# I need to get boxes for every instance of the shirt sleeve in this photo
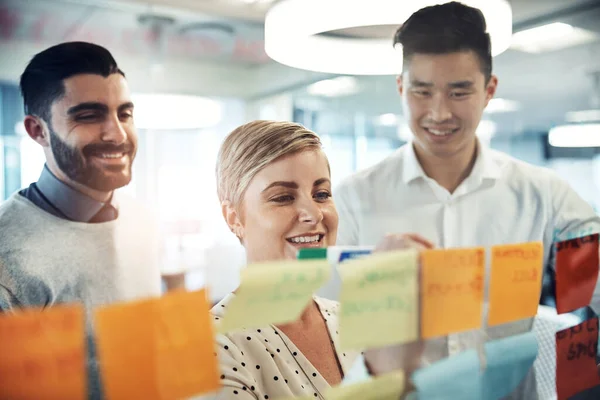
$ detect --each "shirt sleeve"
[215,334,259,400]
[335,181,360,246]
[549,174,600,312]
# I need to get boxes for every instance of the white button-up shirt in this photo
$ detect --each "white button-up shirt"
[333,142,600,399]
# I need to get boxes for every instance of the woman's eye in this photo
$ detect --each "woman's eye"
[314,191,332,201]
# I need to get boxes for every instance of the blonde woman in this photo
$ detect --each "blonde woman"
[212,120,430,399]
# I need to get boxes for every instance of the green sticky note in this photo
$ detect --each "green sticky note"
[297,248,328,260]
[217,259,330,334]
[339,249,419,350]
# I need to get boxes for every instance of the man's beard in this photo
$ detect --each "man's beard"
[49,126,135,192]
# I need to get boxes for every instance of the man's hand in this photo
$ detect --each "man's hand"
[368,233,433,396]
[363,341,425,376]
[363,342,423,398]
[374,233,435,252]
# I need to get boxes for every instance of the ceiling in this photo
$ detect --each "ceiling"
[1,0,600,137]
[90,0,599,26]
[0,0,271,65]
[289,0,600,137]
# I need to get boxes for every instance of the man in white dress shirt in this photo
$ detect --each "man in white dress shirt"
[334,2,600,398]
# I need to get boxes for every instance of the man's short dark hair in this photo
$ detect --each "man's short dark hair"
[393,2,492,83]
[19,41,125,124]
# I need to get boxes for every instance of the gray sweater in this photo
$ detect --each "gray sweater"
[0,193,163,399]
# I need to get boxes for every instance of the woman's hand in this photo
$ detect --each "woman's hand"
[374,233,434,252]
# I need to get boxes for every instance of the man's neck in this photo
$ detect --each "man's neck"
[45,162,113,203]
[413,140,478,194]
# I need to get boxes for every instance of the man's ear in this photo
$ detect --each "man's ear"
[484,75,499,107]
[396,74,404,96]
[23,115,50,147]
[222,200,244,241]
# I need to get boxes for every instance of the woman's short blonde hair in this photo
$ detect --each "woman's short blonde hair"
[216,120,326,206]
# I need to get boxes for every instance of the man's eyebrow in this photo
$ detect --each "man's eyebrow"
[118,102,134,112]
[67,102,108,115]
[410,79,434,88]
[448,80,474,89]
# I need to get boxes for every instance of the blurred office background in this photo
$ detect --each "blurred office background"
[1,0,600,300]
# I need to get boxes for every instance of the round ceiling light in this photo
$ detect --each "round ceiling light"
[264,0,512,75]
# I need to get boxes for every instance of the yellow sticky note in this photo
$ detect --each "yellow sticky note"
[326,371,405,400]
[0,304,86,400]
[488,242,543,326]
[218,259,330,333]
[95,289,220,400]
[339,249,419,351]
[421,247,485,339]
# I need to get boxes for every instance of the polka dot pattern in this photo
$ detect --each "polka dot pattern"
[211,294,359,400]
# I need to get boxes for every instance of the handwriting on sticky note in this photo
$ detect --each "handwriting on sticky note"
[0,304,86,400]
[326,371,405,400]
[421,247,484,338]
[95,289,220,400]
[556,234,600,314]
[556,318,600,400]
[482,332,538,399]
[217,260,330,333]
[488,242,543,326]
[339,249,418,351]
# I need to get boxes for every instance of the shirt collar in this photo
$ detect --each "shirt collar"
[401,140,502,185]
[401,142,428,184]
[36,165,112,222]
[469,140,503,181]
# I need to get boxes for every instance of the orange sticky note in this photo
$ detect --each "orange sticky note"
[421,247,485,338]
[95,289,220,400]
[556,317,600,400]
[0,304,86,400]
[488,242,543,326]
[556,234,600,314]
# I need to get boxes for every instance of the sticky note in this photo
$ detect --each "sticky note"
[556,317,600,400]
[94,289,220,400]
[482,331,538,399]
[297,248,327,259]
[0,304,86,400]
[338,249,419,351]
[556,234,600,314]
[488,242,543,326]
[421,247,485,338]
[325,371,405,400]
[412,349,482,400]
[339,249,372,262]
[217,259,330,333]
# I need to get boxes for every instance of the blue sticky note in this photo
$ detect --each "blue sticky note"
[412,349,482,400]
[482,331,538,400]
[339,250,372,262]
